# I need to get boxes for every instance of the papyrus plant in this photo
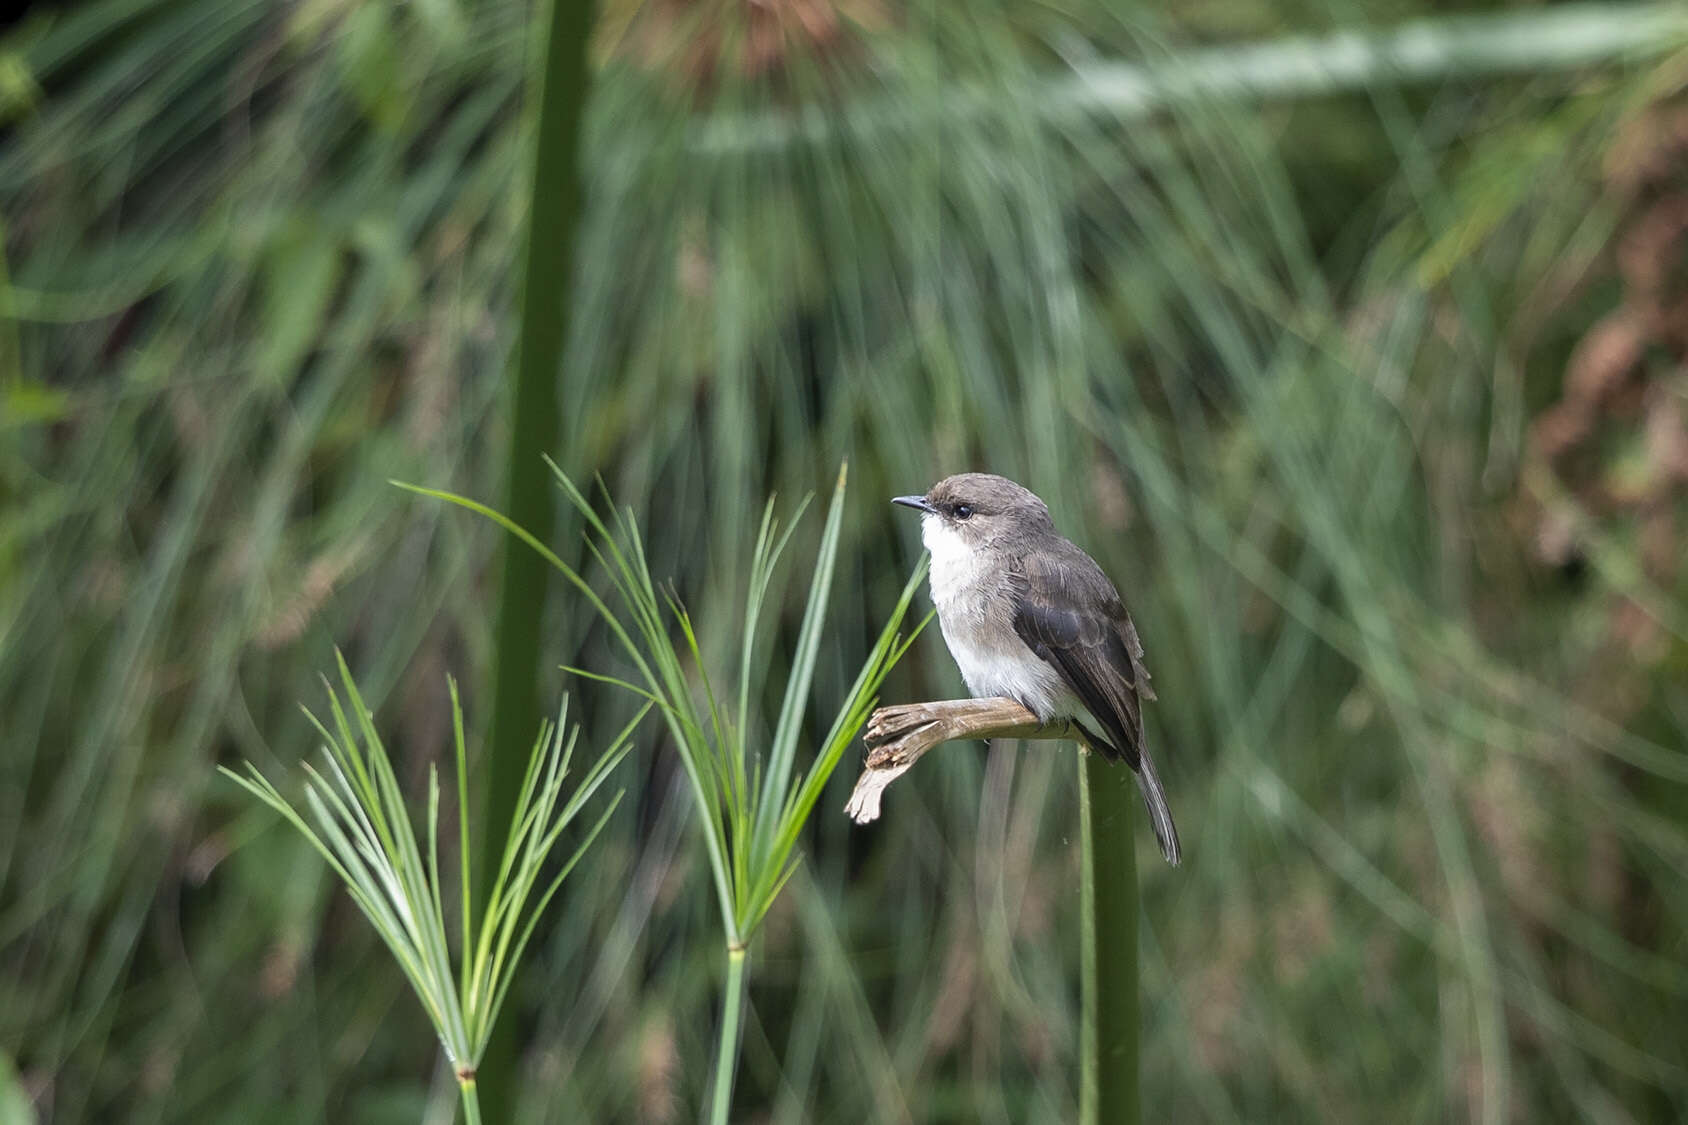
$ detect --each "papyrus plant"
[221,654,642,1124]
[406,460,927,1123]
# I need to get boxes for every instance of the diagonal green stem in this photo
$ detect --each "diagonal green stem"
[1079,751,1139,1125]
[681,4,1688,157]
[709,946,750,1125]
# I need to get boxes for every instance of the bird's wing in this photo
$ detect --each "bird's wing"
[1010,542,1183,865]
[1008,545,1147,769]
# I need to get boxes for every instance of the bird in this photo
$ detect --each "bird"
[893,472,1181,864]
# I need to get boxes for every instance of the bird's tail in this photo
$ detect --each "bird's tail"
[1134,751,1182,866]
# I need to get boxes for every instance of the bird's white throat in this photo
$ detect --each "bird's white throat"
[920,513,989,606]
[919,511,1072,718]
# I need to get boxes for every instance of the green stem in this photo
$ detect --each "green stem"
[0,216,20,382]
[709,946,749,1125]
[683,4,1688,157]
[458,1077,483,1125]
[476,0,597,1114]
[1079,752,1139,1125]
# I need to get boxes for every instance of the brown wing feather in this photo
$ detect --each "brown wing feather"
[1009,540,1182,865]
[1009,545,1147,766]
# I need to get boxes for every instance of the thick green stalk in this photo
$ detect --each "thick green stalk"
[479,0,597,1114]
[1079,752,1139,1125]
[458,1077,483,1125]
[709,946,749,1125]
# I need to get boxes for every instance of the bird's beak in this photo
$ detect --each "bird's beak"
[892,495,936,514]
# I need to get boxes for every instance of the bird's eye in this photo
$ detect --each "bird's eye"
[953,504,974,521]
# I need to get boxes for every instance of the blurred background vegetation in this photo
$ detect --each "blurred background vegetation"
[5,0,1688,1120]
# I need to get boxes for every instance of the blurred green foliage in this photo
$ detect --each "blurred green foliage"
[3,0,1688,1121]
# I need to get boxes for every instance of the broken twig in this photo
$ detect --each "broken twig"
[844,697,1089,824]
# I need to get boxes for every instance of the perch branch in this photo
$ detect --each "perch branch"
[844,698,1091,824]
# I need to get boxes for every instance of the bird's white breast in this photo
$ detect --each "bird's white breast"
[920,514,1071,718]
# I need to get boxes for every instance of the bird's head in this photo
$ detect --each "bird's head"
[892,473,1054,556]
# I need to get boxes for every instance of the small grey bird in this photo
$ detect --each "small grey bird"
[894,472,1181,865]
